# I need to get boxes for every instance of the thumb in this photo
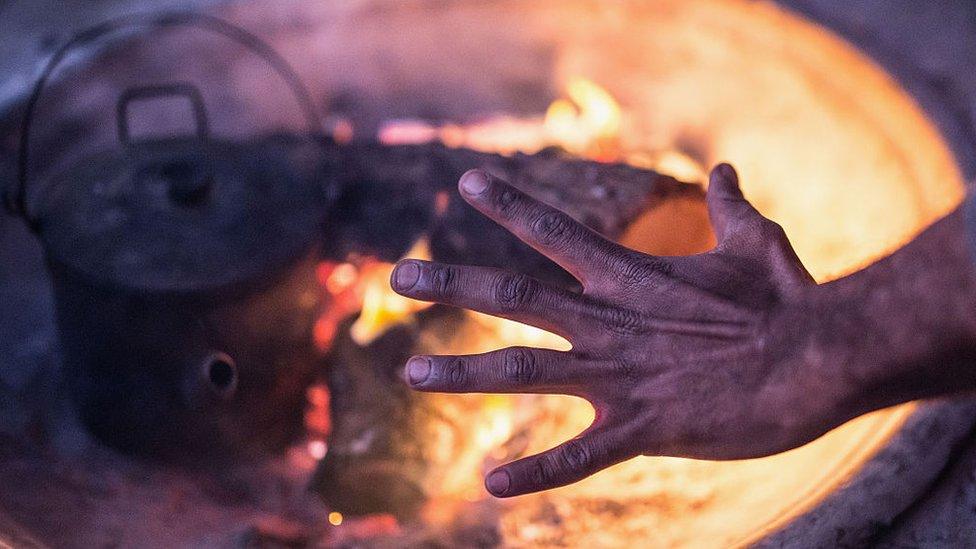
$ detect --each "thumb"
[706,163,761,244]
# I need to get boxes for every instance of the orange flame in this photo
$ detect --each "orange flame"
[543,77,622,160]
[379,77,625,162]
[349,238,433,345]
[314,238,434,351]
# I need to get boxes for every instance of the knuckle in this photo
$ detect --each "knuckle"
[613,255,670,286]
[532,454,561,486]
[426,264,457,297]
[611,254,674,286]
[559,439,593,473]
[533,440,594,486]
[503,348,539,385]
[492,185,521,217]
[445,357,467,386]
[532,212,576,247]
[600,307,644,335]
[494,274,537,310]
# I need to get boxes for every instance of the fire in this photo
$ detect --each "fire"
[543,77,622,160]
[432,394,516,502]
[468,312,572,352]
[421,313,573,503]
[378,76,708,182]
[314,238,434,351]
[350,238,434,345]
[318,77,676,516]
[312,0,965,538]
[310,228,576,505]
[380,77,627,162]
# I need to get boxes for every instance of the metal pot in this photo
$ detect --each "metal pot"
[10,14,334,461]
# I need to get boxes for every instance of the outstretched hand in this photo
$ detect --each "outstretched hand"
[391,165,838,498]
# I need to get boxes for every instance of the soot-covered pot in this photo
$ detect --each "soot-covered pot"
[9,14,335,461]
[40,99,328,459]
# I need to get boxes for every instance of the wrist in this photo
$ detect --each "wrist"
[759,288,864,441]
[794,278,900,423]
[797,206,976,420]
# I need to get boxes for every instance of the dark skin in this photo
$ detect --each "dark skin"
[390,165,976,498]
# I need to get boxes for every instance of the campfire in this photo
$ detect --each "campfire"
[0,0,969,547]
[302,48,959,546]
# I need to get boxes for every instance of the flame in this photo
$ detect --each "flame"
[543,77,622,160]
[350,238,433,345]
[313,236,576,503]
[313,238,434,350]
[323,80,613,508]
[467,312,572,352]
[434,394,516,501]
[379,77,626,162]
[415,312,574,504]
[377,76,705,178]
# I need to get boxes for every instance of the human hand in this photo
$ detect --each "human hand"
[391,165,842,498]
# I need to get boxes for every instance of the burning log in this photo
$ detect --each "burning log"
[320,139,703,286]
[313,140,707,520]
[313,317,428,521]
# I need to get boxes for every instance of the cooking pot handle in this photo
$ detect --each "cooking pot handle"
[9,11,323,231]
[116,83,210,146]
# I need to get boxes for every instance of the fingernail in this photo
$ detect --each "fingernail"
[716,163,737,184]
[406,356,431,385]
[392,262,420,291]
[459,169,490,196]
[486,470,511,496]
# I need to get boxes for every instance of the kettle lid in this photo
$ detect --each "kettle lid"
[38,134,330,293]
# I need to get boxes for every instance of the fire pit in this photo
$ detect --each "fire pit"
[1,0,975,547]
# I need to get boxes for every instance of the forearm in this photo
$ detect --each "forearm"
[806,205,976,419]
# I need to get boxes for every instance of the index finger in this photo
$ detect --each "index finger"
[458,169,627,286]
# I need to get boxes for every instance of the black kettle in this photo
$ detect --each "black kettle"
[8,13,335,461]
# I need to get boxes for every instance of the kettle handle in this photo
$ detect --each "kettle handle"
[9,11,323,232]
[116,83,210,146]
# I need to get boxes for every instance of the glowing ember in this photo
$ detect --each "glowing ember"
[304,383,330,439]
[324,115,355,144]
[308,440,327,460]
[328,512,343,526]
[324,263,357,294]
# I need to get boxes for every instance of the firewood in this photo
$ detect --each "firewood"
[320,140,703,287]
